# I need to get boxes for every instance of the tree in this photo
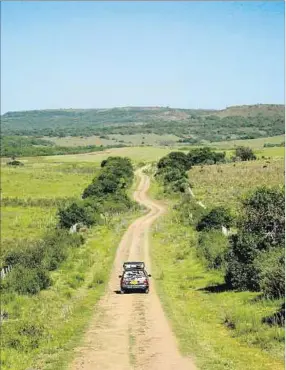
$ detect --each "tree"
[225,186,285,292]
[235,146,256,161]
[157,152,190,171]
[58,201,99,228]
[196,207,233,231]
[187,148,225,166]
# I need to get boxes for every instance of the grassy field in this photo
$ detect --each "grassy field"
[208,135,284,149]
[1,163,96,199]
[1,161,98,255]
[40,146,175,164]
[189,158,284,210]
[151,215,284,370]
[45,133,181,147]
[2,206,57,245]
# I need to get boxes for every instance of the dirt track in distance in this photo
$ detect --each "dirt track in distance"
[70,169,196,370]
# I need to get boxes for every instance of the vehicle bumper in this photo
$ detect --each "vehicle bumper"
[121,285,148,291]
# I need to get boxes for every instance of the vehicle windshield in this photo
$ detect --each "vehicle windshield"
[124,270,145,278]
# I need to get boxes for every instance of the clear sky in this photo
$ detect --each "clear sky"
[1,1,284,113]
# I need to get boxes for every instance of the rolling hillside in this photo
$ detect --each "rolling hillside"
[1,104,284,144]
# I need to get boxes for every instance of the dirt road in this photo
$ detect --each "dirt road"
[70,169,196,370]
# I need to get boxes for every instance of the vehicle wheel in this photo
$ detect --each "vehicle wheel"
[145,288,149,294]
[120,289,125,294]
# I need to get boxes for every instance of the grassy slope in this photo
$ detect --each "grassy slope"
[149,159,284,370]
[208,135,284,149]
[2,105,284,143]
[188,158,284,210]
[40,146,175,164]
[45,133,181,147]
[1,162,96,198]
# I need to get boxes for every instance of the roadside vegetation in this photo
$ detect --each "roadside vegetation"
[150,150,285,369]
[0,156,142,370]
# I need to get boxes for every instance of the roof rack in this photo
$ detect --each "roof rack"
[123,262,145,270]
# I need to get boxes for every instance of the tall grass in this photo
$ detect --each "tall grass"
[188,158,284,210]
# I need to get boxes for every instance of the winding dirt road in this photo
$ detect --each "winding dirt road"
[70,169,196,370]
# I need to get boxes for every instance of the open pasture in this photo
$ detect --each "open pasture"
[1,162,96,199]
[189,158,284,209]
[41,146,175,164]
[207,135,285,149]
[1,160,98,256]
[45,133,181,147]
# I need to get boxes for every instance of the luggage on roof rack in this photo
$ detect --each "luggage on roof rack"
[123,262,145,270]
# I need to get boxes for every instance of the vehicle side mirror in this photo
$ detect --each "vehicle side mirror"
[118,275,122,278]
[148,274,152,277]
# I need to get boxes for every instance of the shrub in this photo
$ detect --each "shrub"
[170,178,189,193]
[82,156,134,198]
[197,230,229,269]
[235,146,256,161]
[163,168,187,184]
[157,151,191,171]
[225,186,285,293]
[196,207,233,231]
[4,241,46,269]
[187,147,225,166]
[225,232,261,290]
[7,160,24,166]
[58,200,99,228]
[240,186,285,248]
[5,266,51,295]
[255,248,285,299]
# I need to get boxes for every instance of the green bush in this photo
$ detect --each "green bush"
[187,147,226,166]
[5,266,51,295]
[58,200,99,228]
[235,146,256,161]
[255,248,285,299]
[196,206,233,231]
[197,230,229,269]
[157,151,191,172]
[225,186,285,293]
[82,156,134,199]
[163,168,187,184]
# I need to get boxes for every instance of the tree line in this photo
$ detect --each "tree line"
[1,136,125,157]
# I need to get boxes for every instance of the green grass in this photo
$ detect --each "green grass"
[151,213,284,370]
[1,211,141,370]
[208,135,285,150]
[189,158,284,209]
[1,162,96,199]
[1,206,57,247]
[45,133,181,147]
[41,146,175,164]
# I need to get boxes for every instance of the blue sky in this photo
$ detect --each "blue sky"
[1,1,284,113]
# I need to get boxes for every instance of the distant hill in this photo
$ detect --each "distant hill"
[1,104,284,143]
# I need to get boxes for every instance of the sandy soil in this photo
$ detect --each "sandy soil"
[70,169,196,370]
